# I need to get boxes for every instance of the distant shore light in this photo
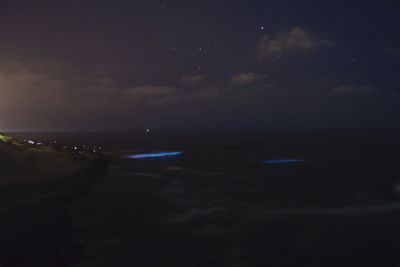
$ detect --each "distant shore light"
[127,151,183,159]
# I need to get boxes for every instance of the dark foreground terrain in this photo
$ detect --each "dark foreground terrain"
[0,135,106,266]
[3,131,400,266]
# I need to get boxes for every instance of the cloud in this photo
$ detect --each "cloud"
[332,86,379,96]
[124,85,177,98]
[256,26,332,60]
[231,73,267,85]
[180,74,206,86]
[383,47,400,61]
[0,59,124,129]
[0,58,278,130]
[124,74,274,104]
[0,63,70,110]
[126,86,223,104]
[384,47,400,55]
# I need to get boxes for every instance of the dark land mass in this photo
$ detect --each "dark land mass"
[0,134,107,267]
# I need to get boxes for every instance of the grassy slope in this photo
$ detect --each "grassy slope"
[0,136,102,266]
[0,139,90,190]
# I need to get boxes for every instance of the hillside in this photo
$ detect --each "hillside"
[0,134,106,266]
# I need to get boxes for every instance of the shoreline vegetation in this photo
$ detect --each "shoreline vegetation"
[0,133,107,266]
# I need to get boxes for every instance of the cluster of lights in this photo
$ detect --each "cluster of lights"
[24,139,44,146]
[23,138,103,156]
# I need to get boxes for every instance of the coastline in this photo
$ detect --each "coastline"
[0,136,108,266]
[3,131,400,266]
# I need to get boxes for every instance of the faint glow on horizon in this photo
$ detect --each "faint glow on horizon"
[261,159,306,165]
[127,151,183,159]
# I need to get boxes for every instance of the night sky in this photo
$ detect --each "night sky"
[1,0,399,131]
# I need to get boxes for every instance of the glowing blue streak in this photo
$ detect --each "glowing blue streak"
[261,159,305,165]
[128,151,183,159]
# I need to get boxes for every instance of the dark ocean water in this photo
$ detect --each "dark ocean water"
[7,131,400,266]
[9,130,400,205]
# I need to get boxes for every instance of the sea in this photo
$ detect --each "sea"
[7,130,400,266]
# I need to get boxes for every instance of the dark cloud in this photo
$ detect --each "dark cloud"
[231,73,267,86]
[332,86,379,97]
[384,47,400,55]
[124,86,177,98]
[256,26,332,60]
[0,58,279,129]
[0,55,392,130]
[180,75,207,86]
[0,59,123,129]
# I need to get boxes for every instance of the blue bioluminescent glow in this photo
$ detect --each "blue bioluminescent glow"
[261,159,306,165]
[127,151,183,159]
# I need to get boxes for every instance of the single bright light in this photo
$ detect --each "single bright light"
[127,151,183,159]
[0,134,11,142]
[261,159,305,165]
